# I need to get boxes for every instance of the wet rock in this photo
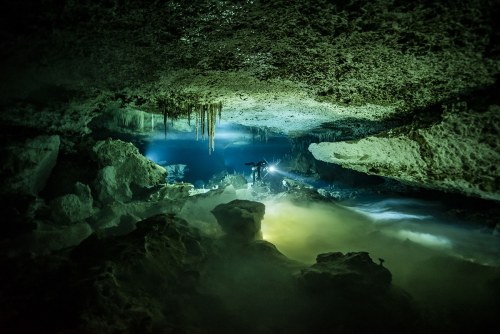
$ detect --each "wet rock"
[298,251,392,294]
[309,105,500,200]
[67,214,206,333]
[0,135,60,196]
[149,183,194,201]
[49,182,94,224]
[32,221,93,254]
[92,139,167,203]
[207,171,248,190]
[297,251,418,333]
[224,173,248,190]
[0,214,207,333]
[211,199,265,241]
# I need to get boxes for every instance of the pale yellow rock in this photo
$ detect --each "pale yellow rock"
[309,105,500,200]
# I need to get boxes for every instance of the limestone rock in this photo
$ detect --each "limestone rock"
[207,171,248,190]
[224,173,248,190]
[149,183,194,201]
[309,106,500,200]
[92,139,167,203]
[211,200,265,241]
[298,251,392,293]
[296,252,416,333]
[0,135,60,196]
[32,221,93,254]
[68,214,205,333]
[49,182,94,224]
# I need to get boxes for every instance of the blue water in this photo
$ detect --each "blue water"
[140,118,500,316]
[144,121,291,184]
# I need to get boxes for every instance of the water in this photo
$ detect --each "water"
[143,121,290,184]
[139,118,499,323]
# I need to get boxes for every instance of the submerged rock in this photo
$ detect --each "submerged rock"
[298,251,392,293]
[149,183,194,201]
[92,139,167,203]
[0,135,60,196]
[49,182,94,224]
[27,214,205,333]
[211,199,265,241]
[297,251,417,333]
[32,222,93,254]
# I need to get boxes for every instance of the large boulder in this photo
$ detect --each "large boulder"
[296,252,416,333]
[49,182,94,224]
[92,139,167,203]
[211,200,265,241]
[1,214,207,333]
[0,135,60,196]
[67,214,206,333]
[298,251,392,294]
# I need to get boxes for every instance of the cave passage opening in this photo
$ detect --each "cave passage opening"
[99,113,500,323]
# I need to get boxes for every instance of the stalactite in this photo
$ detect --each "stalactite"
[155,93,222,151]
[139,112,144,131]
[163,107,167,139]
[201,105,206,140]
[207,104,212,154]
[218,102,222,123]
[211,104,216,153]
[195,107,199,141]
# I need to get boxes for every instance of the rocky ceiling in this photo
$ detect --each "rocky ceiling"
[1,0,499,199]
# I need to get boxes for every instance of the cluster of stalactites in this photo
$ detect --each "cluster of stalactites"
[194,102,222,153]
[156,94,222,154]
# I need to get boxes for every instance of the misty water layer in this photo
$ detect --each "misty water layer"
[142,118,500,319]
[260,198,500,309]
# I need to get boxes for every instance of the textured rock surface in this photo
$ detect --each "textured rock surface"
[0,1,498,199]
[298,252,392,293]
[296,251,415,333]
[310,105,500,200]
[0,214,206,333]
[0,135,60,196]
[92,139,167,203]
[49,182,94,224]
[32,222,93,253]
[69,214,206,333]
[211,199,265,241]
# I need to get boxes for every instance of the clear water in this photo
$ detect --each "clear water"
[143,121,292,186]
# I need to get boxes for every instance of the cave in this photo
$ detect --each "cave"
[1,1,499,333]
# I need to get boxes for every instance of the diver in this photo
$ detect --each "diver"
[245,160,267,185]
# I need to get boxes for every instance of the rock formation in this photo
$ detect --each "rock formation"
[1,135,60,196]
[310,104,500,200]
[0,1,498,333]
[211,199,265,241]
[92,139,167,203]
